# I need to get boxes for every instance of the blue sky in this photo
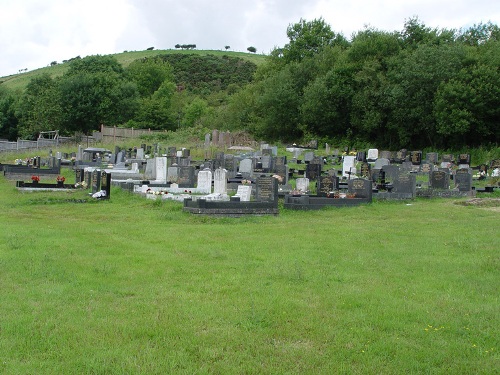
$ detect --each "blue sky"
[1,0,499,77]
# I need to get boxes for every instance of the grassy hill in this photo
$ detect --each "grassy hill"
[0,49,267,92]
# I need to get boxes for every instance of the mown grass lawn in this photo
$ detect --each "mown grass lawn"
[0,178,498,374]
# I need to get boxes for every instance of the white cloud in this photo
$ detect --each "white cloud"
[1,0,499,77]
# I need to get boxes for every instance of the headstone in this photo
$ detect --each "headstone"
[213,168,227,194]
[367,149,379,162]
[382,164,400,181]
[204,133,211,148]
[75,168,84,183]
[342,156,356,178]
[235,184,252,202]
[304,152,315,163]
[356,151,366,162]
[426,152,439,164]
[91,169,101,194]
[394,149,407,164]
[430,170,449,189]
[457,154,470,165]
[239,159,253,177]
[410,151,422,165]
[177,166,195,187]
[360,162,371,179]
[325,143,330,155]
[155,157,167,182]
[99,170,111,198]
[295,177,310,193]
[374,158,390,170]
[136,148,144,160]
[348,178,372,200]
[317,175,338,197]
[379,150,392,160]
[261,155,272,170]
[392,173,416,196]
[167,165,179,183]
[197,168,212,194]
[420,162,433,174]
[454,168,472,192]
[256,175,278,203]
[145,159,156,180]
[167,147,177,157]
[306,163,321,180]
[442,154,454,163]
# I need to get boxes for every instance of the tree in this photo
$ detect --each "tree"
[16,73,62,138]
[247,46,257,53]
[281,18,348,63]
[125,57,174,97]
[0,87,19,140]
[225,46,230,51]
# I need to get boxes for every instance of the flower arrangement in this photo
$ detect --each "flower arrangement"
[56,175,66,182]
[74,181,88,188]
[31,175,40,182]
[241,179,252,185]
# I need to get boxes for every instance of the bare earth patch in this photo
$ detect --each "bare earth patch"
[456,198,500,212]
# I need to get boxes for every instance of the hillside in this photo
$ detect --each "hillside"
[0,49,267,92]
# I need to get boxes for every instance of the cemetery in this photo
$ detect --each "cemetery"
[4,137,499,212]
[0,138,498,375]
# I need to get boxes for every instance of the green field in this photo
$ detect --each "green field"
[0,171,498,374]
[0,49,267,92]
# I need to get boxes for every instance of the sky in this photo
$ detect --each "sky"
[1,0,499,77]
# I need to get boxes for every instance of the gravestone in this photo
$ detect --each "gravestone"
[392,173,416,196]
[167,147,177,157]
[295,177,310,193]
[410,151,422,165]
[458,154,470,165]
[136,148,144,160]
[317,175,338,197]
[145,158,156,180]
[261,155,272,170]
[304,152,315,163]
[239,159,253,177]
[177,166,195,187]
[224,154,236,172]
[256,176,278,203]
[99,170,111,198]
[91,169,101,194]
[382,164,400,181]
[306,163,321,180]
[75,168,84,183]
[356,151,366,162]
[420,162,433,174]
[197,168,212,194]
[374,158,390,170]
[367,149,378,162]
[348,178,372,200]
[274,164,288,184]
[360,162,371,179]
[379,150,392,160]
[454,168,472,192]
[394,149,407,164]
[426,152,439,164]
[342,156,356,178]
[213,168,227,195]
[155,157,167,182]
[430,170,449,189]
[235,185,252,202]
[442,154,454,163]
[167,165,179,183]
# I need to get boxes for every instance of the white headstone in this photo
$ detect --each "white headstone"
[213,168,227,194]
[342,156,356,177]
[176,150,183,157]
[235,185,252,201]
[367,149,379,161]
[155,157,167,182]
[136,148,144,159]
[296,177,310,193]
[197,168,212,194]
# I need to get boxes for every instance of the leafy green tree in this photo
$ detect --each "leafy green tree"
[133,80,176,130]
[434,63,500,146]
[0,87,19,140]
[59,55,138,134]
[281,18,348,63]
[16,73,62,138]
[247,46,257,53]
[125,57,174,97]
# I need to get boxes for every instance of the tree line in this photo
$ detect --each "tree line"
[0,17,499,150]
